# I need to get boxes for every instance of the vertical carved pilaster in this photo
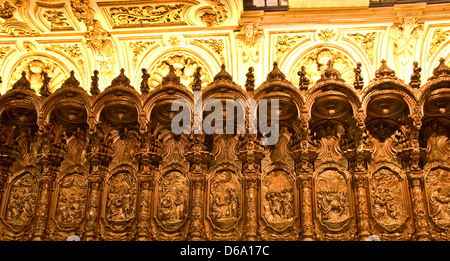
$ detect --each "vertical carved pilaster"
[185,134,212,241]
[135,125,162,241]
[84,122,112,241]
[403,109,430,241]
[237,134,264,241]
[298,174,314,240]
[290,117,317,241]
[344,111,372,240]
[408,172,430,240]
[32,123,65,241]
[353,173,371,240]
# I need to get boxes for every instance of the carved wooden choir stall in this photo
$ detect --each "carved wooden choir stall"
[0,57,448,241]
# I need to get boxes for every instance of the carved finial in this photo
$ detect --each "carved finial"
[266,61,286,82]
[409,61,421,88]
[213,63,233,82]
[374,59,397,80]
[245,67,255,92]
[90,70,100,95]
[140,68,150,94]
[161,63,181,85]
[297,66,310,91]
[39,71,51,97]
[110,68,131,88]
[12,71,32,91]
[353,62,364,90]
[61,70,81,88]
[191,67,202,91]
[428,57,450,80]
[317,60,344,83]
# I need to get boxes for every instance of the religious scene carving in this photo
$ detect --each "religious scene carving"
[0,0,448,242]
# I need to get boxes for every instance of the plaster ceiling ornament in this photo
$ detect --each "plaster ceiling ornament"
[390,17,424,81]
[346,32,377,64]
[191,38,225,64]
[109,4,188,27]
[8,57,67,93]
[274,34,306,63]
[199,0,229,27]
[290,48,355,86]
[42,10,72,30]
[128,41,156,69]
[70,0,116,87]
[427,28,450,62]
[235,23,263,64]
[46,44,85,71]
[317,28,338,42]
[0,46,12,62]
[148,54,210,90]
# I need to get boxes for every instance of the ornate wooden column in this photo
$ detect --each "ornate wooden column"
[32,123,65,241]
[185,134,212,241]
[135,124,162,241]
[237,134,264,241]
[401,110,430,241]
[290,116,317,241]
[84,122,112,241]
[344,110,371,241]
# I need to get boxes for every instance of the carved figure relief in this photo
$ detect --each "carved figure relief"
[209,170,240,229]
[369,168,407,231]
[55,174,87,228]
[315,170,350,231]
[262,170,295,231]
[4,173,38,231]
[426,168,450,230]
[105,172,138,225]
[235,23,263,64]
[156,171,189,231]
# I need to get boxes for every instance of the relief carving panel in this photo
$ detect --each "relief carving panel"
[426,167,450,231]
[314,170,351,232]
[208,170,241,230]
[105,172,137,225]
[3,173,38,232]
[261,170,295,232]
[54,173,87,229]
[369,168,408,232]
[156,171,189,232]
